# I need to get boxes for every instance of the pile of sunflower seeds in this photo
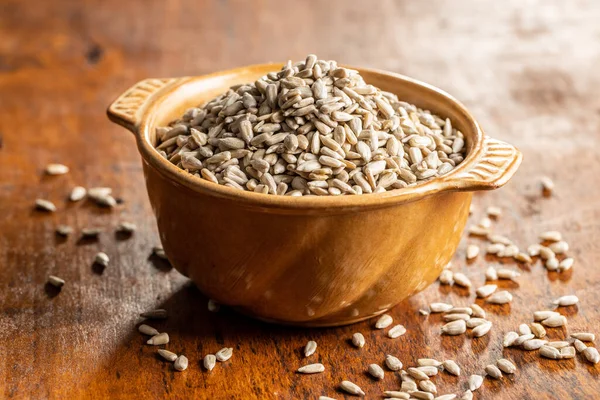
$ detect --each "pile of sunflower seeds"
[155,55,467,196]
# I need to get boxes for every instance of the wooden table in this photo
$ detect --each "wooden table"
[1,0,599,398]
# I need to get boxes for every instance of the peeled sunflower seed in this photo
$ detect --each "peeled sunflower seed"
[486,206,502,217]
[468,374,484,391]
[522,339,548,350]
[81,228,102,238]
[583,347,600,364]
[384,391,410,399]
[443,313,470,322]
[470,304,486,319]
[503,331,519,347]
[546,341,570,349]
[540,176,555,193]
[436,395,457,400]
[146,332,169,345]
[486,290,513,304]
[541,315,567,327]
[560,346,576,359]
[48,275,65,288]
[472,322,493,337]
[442,360,460,376]
[540,345,561,359]
[304,340,317,357]
[553,295,579,306]
[430,303,453,313]
[385,355,403,371]
[530,323,547,338]
[388,324,406,338]
[203,354,217,371]
[407,367,430,380]
[549,241,569,254]
[401,380,418,392]
[152,246,168,260]
[518,324,532,335]
[417,366,439,377]
[69,186,87,201]
[138,324,159,336]
[497,268,520,280]
[476,284,497,298]
[527,244,542,257]
[539,230,562,242]
[533,310,560,321]
[158,349,178,362]
[35,199,56,212]
[558,257,574,271]
[297,363,325,374]
[418,379,437,394]
[461,391,473,400]
[375,314,393,329]
[496,358,516,374]
[485,266,498,281]
[485,364,502,379]
[174,355,188,371]
[441,320,466,336]
[446,307,472,315]
[466,245,479,260]
[411,391,434,400]
[140,309,168,319]
[418,358,442,367]
[513,334,535,347]
[55,225,73,236]
[452,273,471,288]
[351,332,365,348]
[439,270,454,285]
[116,221,137,233]
[216,347,233,361]
[368,363,385,380]
[45,163,69,175]
[574,339,587,352]
[339,380,365,396]
[466,318,488,328]
[94,252,109,267]
[571,332,595,342]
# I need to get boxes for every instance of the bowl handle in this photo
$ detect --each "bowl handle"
[107,78,181,132]
[450,136,522,191]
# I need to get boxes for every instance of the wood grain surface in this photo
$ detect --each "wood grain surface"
[1,0,599,399]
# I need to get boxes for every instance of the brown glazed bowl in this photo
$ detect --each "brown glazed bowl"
[107,64,521,327]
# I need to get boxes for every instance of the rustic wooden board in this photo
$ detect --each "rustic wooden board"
[1,0,599,398]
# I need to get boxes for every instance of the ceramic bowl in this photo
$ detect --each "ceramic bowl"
[107,64,521,327]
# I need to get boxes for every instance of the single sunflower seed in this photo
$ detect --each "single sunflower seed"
[55,225,73,236]
[470,304,486,319]
[444,313,471,322]
[549,241,569,254]
[375,314,393,329]
[518,324,532,335]
[430,303,453,313]
[339,380,365,396]
[513,334,536,347]
[383,391,410,399]
[146,332,169,345]
[496,358,516,374]
[485,266,498,281]
[388,324,406,338]
[468,374,483,391]
[541,315,567,327]
[304,340,317,357]
[533,310,560,321]
[152,246,168,260]
[408,367,430,380]
[485,364,502,379]
[553,295,579,306]
[497,268,520,280]
[539,230,562,242]
[140,309,168,319]
[574,339,587,353]
[522,339,548,350]
[401,380,418,392]
[466,245,479,260]
[116,221,136,233]
[540,345,561,359]
[466,318,488,328]
[94,252,109,267]
[560,346,576,359]
[174,355,188,371]
[453,273,471,288]
[460,391,473,400]
[476,284,497,298]
[441,320,467,335]
[138,324,159,336]
[368,363,385,380]
[439,270,454,285]
[297,363,325,374]
[503,331,519,347]
[48,275,65,288]
[81,228,102,238]
[540,176,554,193]
[571,332,595,342]
[472,322,493,337]
[417,366,439,377]
[69,186,87,201]
[486,290,513,304]
[435,395,457,400]
[418,358,442,367]
[546,341,570,349]
[418,379,437,394]
[203,354,216,370]
[530,323,547,338]
[158,349,178,362]
[352,332,365,348]
[216,347,233,361]
[583,347,600,364]
[45,163,69,175]
[442,360,460,376]
[412,391,434,400]
[385,354,403,371]
[35,199,56,212]
[558,257,574,271]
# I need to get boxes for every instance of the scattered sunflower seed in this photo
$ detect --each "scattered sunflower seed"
[442,360,460,376]
[417,366,439,377]
[319,397,337,400]
[419,309,430,316]
[485,266,498,281]
[466,245,479,260]
[560,346,576,359]
[514,334,536,347]
[466,318,488,328]
[441,319,467,335]
[411,391,434,400]
[574,339,587,353]
[94,252,109,267]
[540,176,554,193]
[385,355,403,371]
[418,379,437,394]
[476,284,497,298]
[216,347,233,361]
[388,324,406,338]
[375,314,393,329]
[146,332,169,345]
[553,295,579,306]
[408,367,430,380]
[94,194,117,207]
[472,322,493,337]
[496,358,516,374]
[539,246,555,260]
[116,221,137,233]
[444,313,471,322]
[527,244,542,257]
[470,304,486,319]
[549,241,569,254]
[174,355,188,371]
[439,270,454,285]
[418,358,442,367]
[486,206,502,217]
[304,340,317,357]
[497,268,520,280]
[546,341,570,349]
[69,186,87,201]
[518,324,532,335]
[48,275,65,288]
[541,315,567,327]
[486,290,513,304]
[503,331,519,347]
[435,395,457,400]
[530,323,546,338]
[446,307,473,316]
[55,225,73,236]
[539,231,562,242]
[384,391,410,399]
[203,354,217,371]
[468,374,484,391]
[558,257,574,272]
[514,252,533,263]
[352,332,365,348]
[468,225,490,236]
[460,391,473,400]
[540,345,561,359]
[452,273,471,288]
[152,246,168,260]
[571,332,595,342]
[485,364,502,379]
[81,228,102,238]
[533,310,560,321]
[478,217,492,229]
[45,163,69,175]
[297,363,325,374]
[140,309,168,319]
[368,363,385,380]
[486,243,505,255]
[401,380,418,392]
[430,303,454,313]
[35,199,56,212]
[583,347,600,364]
[340,380,365,396]
[138,324,159,336]
[158,349,178,362]
[522,339,548,350]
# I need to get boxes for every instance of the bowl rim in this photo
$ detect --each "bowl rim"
[136,63,485,210]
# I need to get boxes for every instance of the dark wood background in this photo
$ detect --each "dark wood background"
[1,0,599,398]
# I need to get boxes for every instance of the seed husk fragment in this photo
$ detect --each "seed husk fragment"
[339,380,365,396]
[158,349,178,362]
[146,332,169,345]
[442,360,460,376]
[496,358,516,374]
[368,363,385,380]
[468,375,483,391]
[583,347,600,364]
[441,320,466,336]
[48,275,65,288]
[385,354,403,371]
[541,315,567,327]
[216,347,233,361]
[138,324,159,336]
[56,225,73,236]
[503,331,519,347]
[352,332,365,348]
[203,354,216,370]
[94,252,110,267]
[375,314,393,329]
[553,295,579,306]
[304,340,317,357]
[571,332,595,342]
[140,309,168,319]
[540,345,561,359]
[472,322,492,337]
[298,363,325,374]
[430,303,453,313]
[485,364,502,379]
[486,290,513,304]
[476,284,497,298]
[69,186,87,201]
[388,324,406,338]
[174,355,188,371]
[35,199,56,212]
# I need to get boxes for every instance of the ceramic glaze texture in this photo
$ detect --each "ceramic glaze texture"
[108,64,522,326]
